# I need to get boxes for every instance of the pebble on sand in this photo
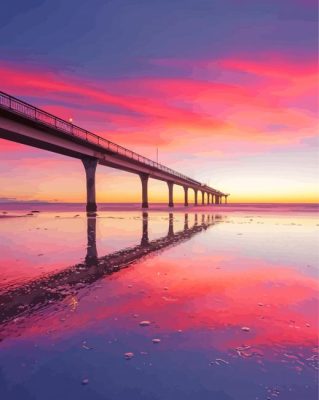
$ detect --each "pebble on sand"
[152,338,161,344]
[215,358,229,365]
[124,352,134,360]
[139,320,151,327]
[241,327,250,332]
[82,378,89,385]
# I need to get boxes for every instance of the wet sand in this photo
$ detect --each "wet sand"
[1,201,318,215]
[0,204,318,400]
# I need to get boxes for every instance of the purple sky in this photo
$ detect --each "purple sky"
[0,0,318,203]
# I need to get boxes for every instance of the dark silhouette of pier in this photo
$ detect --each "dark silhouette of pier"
[0,91,229,211]
[0,213,223,333]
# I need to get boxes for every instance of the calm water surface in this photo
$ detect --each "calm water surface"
[0,206,318,400]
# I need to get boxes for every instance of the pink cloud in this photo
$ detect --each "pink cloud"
[0,54,317,159]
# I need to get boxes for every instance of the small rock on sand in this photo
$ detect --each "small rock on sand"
[124,352,134,360]
[241,327,250,332]
[139,320,151,327]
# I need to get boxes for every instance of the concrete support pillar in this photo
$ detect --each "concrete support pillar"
[167,182,174,207]
[194,213,198,226]
[225,195,228,204]
[194,189,198,206]
[139,173,149,209]
[82,158,98,212]
[168,213,174,236]
[211,194,215,205]
[201,191,205,205]
[184,186,189,207]
[208,193,211,204]
[141,212,149,246]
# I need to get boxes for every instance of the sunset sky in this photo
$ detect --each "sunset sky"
[0,0,318,203]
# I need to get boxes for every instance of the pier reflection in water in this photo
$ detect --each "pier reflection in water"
[0,212,220,331]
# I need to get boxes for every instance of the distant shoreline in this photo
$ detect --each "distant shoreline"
[0,202,318,216]
[0,202,318,206]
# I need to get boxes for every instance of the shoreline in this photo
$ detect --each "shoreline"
[0,202,318,218]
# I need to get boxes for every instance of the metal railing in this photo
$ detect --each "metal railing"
[0,90,222,192]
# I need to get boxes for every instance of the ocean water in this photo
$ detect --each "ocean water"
[0,204,318,400]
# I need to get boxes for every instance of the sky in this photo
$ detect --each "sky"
[0,0,318,203]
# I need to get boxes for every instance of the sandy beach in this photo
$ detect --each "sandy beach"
[0,204,318,399]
